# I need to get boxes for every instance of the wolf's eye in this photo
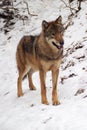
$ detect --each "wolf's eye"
[58,26,64,33]
[51,33,55,38]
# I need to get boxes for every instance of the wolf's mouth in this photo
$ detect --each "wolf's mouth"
[52,42,63,49]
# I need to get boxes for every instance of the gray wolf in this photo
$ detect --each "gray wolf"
[16,16,64,105]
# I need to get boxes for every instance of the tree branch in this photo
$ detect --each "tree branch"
[61,0,78,14]
[23,1,38,16]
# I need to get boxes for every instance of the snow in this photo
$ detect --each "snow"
[0,0,87,130]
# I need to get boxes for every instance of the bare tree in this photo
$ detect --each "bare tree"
[61,0,83,15]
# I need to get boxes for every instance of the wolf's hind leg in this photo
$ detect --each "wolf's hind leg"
[17,67,29,97]
[28,69,36,90]
[17,72,24,97]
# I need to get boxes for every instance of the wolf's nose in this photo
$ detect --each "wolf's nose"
[60,41,64,46]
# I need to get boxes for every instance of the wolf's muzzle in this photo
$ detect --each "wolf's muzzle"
[52,41,63,49]
[52,40,64,49]
[60,41,64,46]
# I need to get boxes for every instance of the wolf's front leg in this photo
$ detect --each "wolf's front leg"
[39,69,49,105]
[52,68,60,105]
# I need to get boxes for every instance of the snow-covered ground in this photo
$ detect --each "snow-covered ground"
[0,0,87,130]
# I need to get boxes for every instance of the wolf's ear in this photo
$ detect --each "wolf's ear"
[55,15,62,24]
[42,20,49,30]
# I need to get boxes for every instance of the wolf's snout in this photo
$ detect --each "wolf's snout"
[60,41,64,46]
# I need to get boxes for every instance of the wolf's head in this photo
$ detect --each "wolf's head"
[42,16,64,51]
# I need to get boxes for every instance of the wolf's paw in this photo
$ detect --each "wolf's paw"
[42,100,49,105]
[18,92,24,97]
[52,100,61,106]
[29,85,36,90]
[30,87,36,90]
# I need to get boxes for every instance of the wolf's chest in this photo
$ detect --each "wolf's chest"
[39,58,62,71]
